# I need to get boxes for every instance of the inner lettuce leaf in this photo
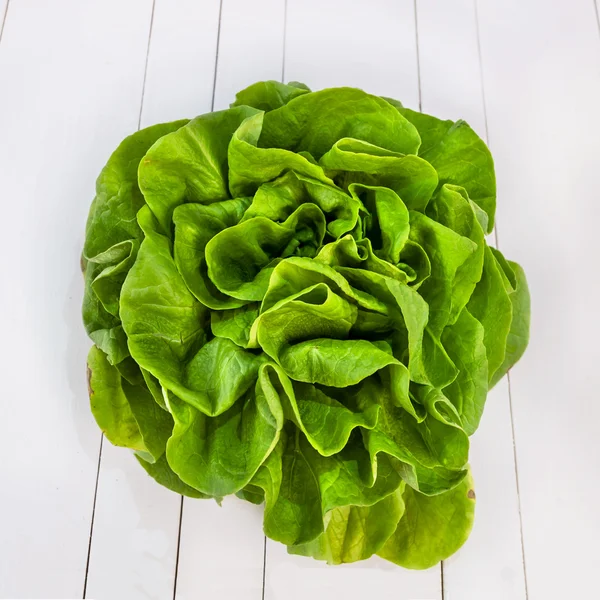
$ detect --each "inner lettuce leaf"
[82,80,530,569]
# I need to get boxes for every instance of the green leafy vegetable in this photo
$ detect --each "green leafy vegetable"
[82,81,530,569]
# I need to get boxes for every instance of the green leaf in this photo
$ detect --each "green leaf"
[205,205,326,301]
[232,80,310,111]
[84,120,188,259]
[409,210,477,336]
[261,430,324,545]
[82,260,129,365]
[441,309,488,435]
[139,106,260,234]
[348,184,410,263]
[378,470,476,569]
[261,255,388,315]
[256,430,403,547]
[173,198,251,310]
[320,138,438,211]
[289,491,405,564]
[359,375,469,495]
[210,304,260,348]
[136,453,211,499]
[395,106,496,232]
[87,345,144,450]
[284,379,381,456]
[490,257,530,387]
[228,112,335,197]
[468,245,513,384]
[242,171,360,238]
[164,363,284,497]
[124,376,173,462]
[87,346,174,461]
[120,206,211,407]
[427,184,485,324]
[260,88,421,158]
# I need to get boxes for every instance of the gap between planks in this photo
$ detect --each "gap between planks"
[82,1,160,597]
[0,0,11,47]
[170,0,225,598]
[471,0,529,596]
[82,434,104,598]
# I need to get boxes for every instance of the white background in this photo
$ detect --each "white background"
[0,0,598,598]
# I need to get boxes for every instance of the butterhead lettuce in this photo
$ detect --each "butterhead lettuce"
[82,81,530,569]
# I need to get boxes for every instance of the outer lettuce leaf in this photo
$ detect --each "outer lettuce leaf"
[83,120,188,259]
[388,103,496,232]
[138,106,260,234]
[289,490,405,564]
[489,255,531,387]
[378,470,476,569]
[87,345,144,451]
[136,454,211,499]
[253,430,403,546]
[468,245,513,383]
[82,121,188,362]
[87,346,173,461]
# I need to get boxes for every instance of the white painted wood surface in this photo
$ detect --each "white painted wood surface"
[0,0,153,597]
[0,1,598,598]
[477,0,600,598]
[415,2,527,599]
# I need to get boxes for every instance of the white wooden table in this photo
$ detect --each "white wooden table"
[1,1,599,598]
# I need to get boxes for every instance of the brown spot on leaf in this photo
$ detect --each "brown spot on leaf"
[80,254,86,274]
[87,365,93,396]
[467,489,476,500]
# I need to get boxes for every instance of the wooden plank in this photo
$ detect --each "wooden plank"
[266,541,441,600]
[175,497,266,600]
[415,0,486,135]
[141,0,222,125]
[85,1,222,598]
[415,1,527,598]
[284,0,420,108]
[477,0,600,597]
[0,0,153,597]
[172,2,286,596]
[264,1,440,596]
[212,0,286,110]
[444,380,527,599]
[85,443,182,600]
